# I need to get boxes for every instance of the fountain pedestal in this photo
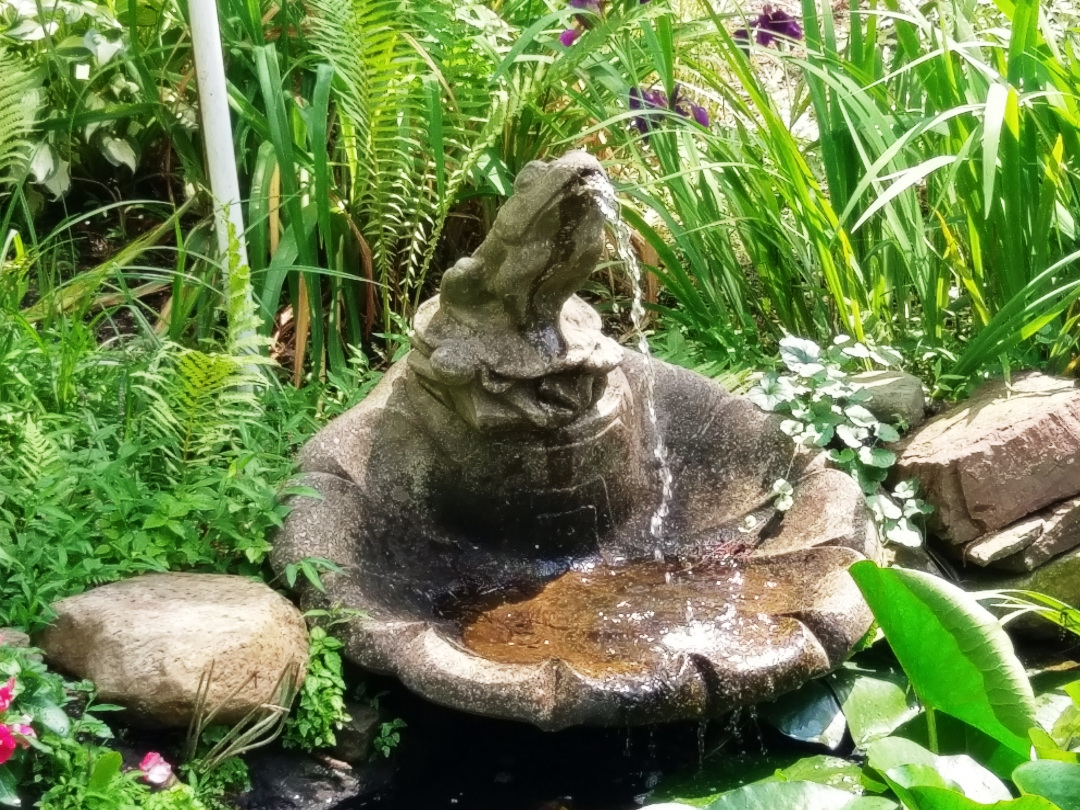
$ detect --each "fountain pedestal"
[273,152,880,729]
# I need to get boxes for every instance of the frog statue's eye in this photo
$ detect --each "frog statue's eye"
[513,161,547,193]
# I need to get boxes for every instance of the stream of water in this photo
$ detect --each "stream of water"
[599,197,674,549]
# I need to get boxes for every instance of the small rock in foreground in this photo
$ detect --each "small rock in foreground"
[34,573,309,728]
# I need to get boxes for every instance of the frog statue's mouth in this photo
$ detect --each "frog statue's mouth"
[409,151,625,432]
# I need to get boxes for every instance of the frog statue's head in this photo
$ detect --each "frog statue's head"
[410,151,625,432]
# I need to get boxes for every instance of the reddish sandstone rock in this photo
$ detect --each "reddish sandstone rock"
[893,373,1080,545]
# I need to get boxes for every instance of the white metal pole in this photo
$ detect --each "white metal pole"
[187,0,254,292]
[187,0,264,374]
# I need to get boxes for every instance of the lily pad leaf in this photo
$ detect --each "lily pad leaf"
[702,781,896,809]
[849,563,1037,756]
[760,680,846,749]
[829,667,920,746]
[1013,760,1080,808]
[887,784,1061,810]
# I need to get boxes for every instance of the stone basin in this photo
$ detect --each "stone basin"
[273,151,880,729]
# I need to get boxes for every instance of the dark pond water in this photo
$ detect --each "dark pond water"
[345,673,772,810]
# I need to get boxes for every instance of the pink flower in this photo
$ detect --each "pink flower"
[12,719,35,749]
[0,678,15,713]
[559,28,581,47]
[0,726,14,765]
[139,751,173,786]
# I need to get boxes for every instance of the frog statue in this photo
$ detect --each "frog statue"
[273,151,881,730]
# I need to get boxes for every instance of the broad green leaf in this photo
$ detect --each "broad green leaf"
[88,750,122,791]
[20,694,69,736]
[829,667,920,746]
[858,447,895,468]
[779,755,877,794]
[649,752,883,806]
[849,563,1036,756]
[0,768,18,806]
[779,336,822,373]
[1013,761,1080,808]
[703,781,895,810]
[888,784,1061,810]
[761,679,846,748]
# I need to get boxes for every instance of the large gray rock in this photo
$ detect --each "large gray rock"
[35,574,309,727]
[850,370,926,429]
[273,152,879,730]
[894,373,1080,545]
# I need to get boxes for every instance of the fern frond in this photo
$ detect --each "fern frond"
[19,414,59,484]
[0,48,39,187]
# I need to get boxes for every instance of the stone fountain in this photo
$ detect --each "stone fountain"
[273,151,881,730]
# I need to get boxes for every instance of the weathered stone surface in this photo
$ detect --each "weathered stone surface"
[0,628,30,648]
[961,516,1045,567]
[331,702,380,765]
[893,373,1080,545]
[974,497,1080,573]
[239,750,392,810]
[273,152,879,730]
[35,574,309,728]
[986,545,1080,627]
[882,543,945,577]
[850,370,926,429]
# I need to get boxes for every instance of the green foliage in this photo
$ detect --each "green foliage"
[37,748,148,810]
[850,563,1037,757]
[0,644,150,809]
[283,626,350,751]
[572,0,1080,382]
[0,47,36,188]
[0,0,146,197]
[142,786,208,810]
[746,335,930,545]
[372,718,406,758]
[180,756,248,810]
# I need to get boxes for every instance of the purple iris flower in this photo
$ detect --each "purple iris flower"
[559,27,582,46]
[755,7,802,45]
[629,84,709,138]
[733,5,803,51]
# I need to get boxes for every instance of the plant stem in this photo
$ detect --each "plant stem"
[926,705,938,754]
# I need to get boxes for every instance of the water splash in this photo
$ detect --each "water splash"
[599,194,674,547]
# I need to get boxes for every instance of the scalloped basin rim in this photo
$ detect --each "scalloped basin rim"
[333,545,871,729]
